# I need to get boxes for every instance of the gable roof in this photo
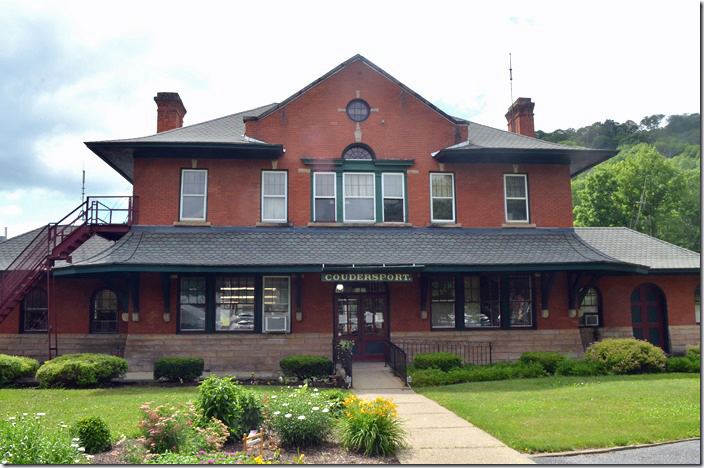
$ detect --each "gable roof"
[247,54,467,126]
[575,227,700,273]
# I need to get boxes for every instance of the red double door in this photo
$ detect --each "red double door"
[335,293,387,362]
[631,284,668,352]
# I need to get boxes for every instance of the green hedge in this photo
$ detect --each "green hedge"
[518,352,567,374]
[685,345,700,360]
[555,358,609,377]
[410,361,547,387]
[35,353,128,388]
[279,355,333,379]
[413,352,463,372]
[0,354,40,387]
[585,338,666,374]
[666,356,700,373]
[153,357,204,382]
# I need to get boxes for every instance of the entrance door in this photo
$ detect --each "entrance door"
[631,284,668,352]
[335,287,387,361]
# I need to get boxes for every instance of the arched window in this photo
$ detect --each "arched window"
[579,287,602,327]
[342,144,375,160]
[22,288,47,332]
[695,287,700,324]
[90,289,119,334]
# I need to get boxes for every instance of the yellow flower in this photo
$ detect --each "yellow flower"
[254,456,263,464]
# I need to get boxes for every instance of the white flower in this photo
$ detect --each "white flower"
[282,403,289,407]
[36,413,46,416]
[22,413,28,416]
[86,455,94,459]
[72,438,80,442]
[297,415,305,420]
[273,411,281,415]
[271,395,277,399]
[322,408,329,413]
[71,444,79,448]
[312,407,319,411]
[8,417,15,420]
[285,414,292,418]
[307,402,312,405]
[313,388,319,392]
[78,447,85,452]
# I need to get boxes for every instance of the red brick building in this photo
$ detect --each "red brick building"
[0,55,699,373]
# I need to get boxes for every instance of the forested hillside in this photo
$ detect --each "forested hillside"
[536,113,701,252]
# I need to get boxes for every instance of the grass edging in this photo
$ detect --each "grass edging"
[531,437,701,457]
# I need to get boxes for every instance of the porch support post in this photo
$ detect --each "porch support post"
[129,273,140,322]
[540,272,556,318]
[567,272,583,318]
[419,274,428,320]
[102,276,129,313]
[161,273,171,322]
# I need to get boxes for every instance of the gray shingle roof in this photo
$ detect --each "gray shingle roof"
[0,227,115,271]
[94,103,277,145]
[575,227,700,271]
[60,226,636,272]
[451,122,589,151]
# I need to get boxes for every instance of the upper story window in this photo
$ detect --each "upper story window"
[180,169,208,221]
[430,173,455,223]
[504,174,529,222]
[22,287,47,332]
[90,289,119,334]
[313,172,336,222]
[382,173,405,222]
[343,173,375,222]
[342,145,374,160]
[346,99,371,122]
[579,287,602,327]
[261,171,287,223]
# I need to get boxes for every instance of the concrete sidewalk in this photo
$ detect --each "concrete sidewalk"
[353,362,534,465]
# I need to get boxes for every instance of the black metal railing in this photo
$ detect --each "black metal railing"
[384,340,408,386]
[393,339,492,366]
[332,340,353,388]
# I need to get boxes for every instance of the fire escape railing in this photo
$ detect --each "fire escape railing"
[0,196,135,357]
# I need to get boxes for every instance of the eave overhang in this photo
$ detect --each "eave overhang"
[85,141,285,183]
[433,147,617,177]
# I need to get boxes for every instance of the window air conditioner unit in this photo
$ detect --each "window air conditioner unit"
[265,315,288,333]
[584,314,599,326]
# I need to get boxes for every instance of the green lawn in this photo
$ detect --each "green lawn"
[0,385,286,440]
[416,373,700,453]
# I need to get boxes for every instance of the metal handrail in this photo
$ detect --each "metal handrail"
[392,338,493,365]
[384,340,408,386]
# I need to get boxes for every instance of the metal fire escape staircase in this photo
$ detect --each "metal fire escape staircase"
[0,197,135,357]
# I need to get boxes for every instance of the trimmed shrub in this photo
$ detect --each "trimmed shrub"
[518,352,567,374]
[279,355,333,379]
[35,353,128,388]
[0,354,40,386]
[685,345,700,361]
[555,359,609,377]
[409,368,449,386]
[409,361,547,387]
[666,356,701,373]
[585,338,665,374]
[70,416,112,454]
[413,352,462,372]
[153,357,204,382]
[266,384,334,448]
[196,375,262,439]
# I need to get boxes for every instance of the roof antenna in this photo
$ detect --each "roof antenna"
[509,53,515,133]
[81,169,86,204]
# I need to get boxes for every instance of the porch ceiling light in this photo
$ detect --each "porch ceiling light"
[335,284,344,293]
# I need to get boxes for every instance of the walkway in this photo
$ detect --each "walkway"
[352,362,534,464]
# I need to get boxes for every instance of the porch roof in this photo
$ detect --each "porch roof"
[49,225,650,276]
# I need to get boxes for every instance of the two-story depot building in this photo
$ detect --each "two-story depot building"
[0,55,700,373]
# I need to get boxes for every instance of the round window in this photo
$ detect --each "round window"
[346,99,370,122]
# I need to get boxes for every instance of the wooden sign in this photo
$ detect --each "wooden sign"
[322,272,413,282]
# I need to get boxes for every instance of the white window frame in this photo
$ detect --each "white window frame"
[313,172,337,222]
[504,174,530,223]
[382,172,405,223]
[261,171,288,223]
[343,172,376,222]
[180,169,208,221]
[262,276,291,333]
[430,173,455,223]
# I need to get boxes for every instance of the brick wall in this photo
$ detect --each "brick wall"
[132,59,574,228]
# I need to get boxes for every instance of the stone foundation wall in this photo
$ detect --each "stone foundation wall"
[669,325,701,354]
[391,329,584,362]
[123,333,334,373]
[598,327,633,340]
[0,334,127,363]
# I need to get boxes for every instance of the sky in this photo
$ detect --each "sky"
[0,0,700,238]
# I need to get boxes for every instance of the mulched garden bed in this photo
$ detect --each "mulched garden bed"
[90,437,399,464]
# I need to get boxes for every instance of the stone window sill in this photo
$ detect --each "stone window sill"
[502,223,536,228]
[173,221,212,227]
[426,223,463,228]
[256,222,293,227]
[307,222,412,228]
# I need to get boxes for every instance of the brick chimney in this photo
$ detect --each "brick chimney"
[505,97,535,138]
[154,92,187,133]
